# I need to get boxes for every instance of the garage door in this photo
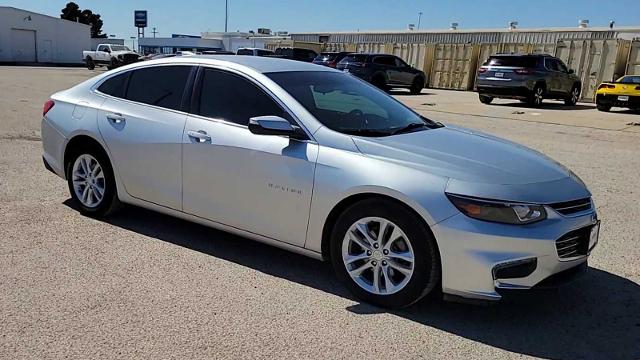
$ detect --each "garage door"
[11,29,37,62]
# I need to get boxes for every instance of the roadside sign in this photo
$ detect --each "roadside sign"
[134,10,147,28]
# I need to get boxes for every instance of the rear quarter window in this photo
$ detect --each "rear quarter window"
[97,72,129,98]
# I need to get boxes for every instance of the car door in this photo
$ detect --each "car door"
[555,59,573,94]
[182,67,318,247]
[96,64,195,210]
[394,57,416,85]
[545,58,564,94]
[371,56,396,84]
[96,45,110,63]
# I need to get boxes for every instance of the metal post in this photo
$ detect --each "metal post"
[417,12,423,30]
[224,0,229,32]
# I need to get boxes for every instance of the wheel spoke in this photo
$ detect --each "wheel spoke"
[349,231,371,251]
[82,185,90,203]
[377,219,390,244]
[388,260,412,276]
[348,261,373,277]
[382,266,396,293]
[388,250,414,263]
[355,223,376,247]
[344,253,369,266]
[382,227,402,251]
[372,266,381,293]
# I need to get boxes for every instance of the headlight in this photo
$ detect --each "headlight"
[446,193,546,225]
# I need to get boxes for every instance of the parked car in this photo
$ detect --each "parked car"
[312,51,351,68]
[268,47,318,62]
[595,75,640,112]
[83,44,140,70]
[476,54,581,106]
[42,56,598,308]
[201,50,236,55]
[236,48,275,56]
[336,53,426,94]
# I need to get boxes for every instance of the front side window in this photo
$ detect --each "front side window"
[98,45,109,52]
[556,60,569,73]
[198,69,289,126]
[126,65,192,111]
[267,71,441,137]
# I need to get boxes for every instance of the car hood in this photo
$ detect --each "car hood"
[352,126,591,202]
[354,123,579,182]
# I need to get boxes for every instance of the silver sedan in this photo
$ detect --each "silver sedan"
[41,56,599,308]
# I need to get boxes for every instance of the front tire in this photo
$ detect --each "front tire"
[330,199,441,308]
[479,94,494,104]
[410,77,424,95]
[372,75,387,91]
[565,85,580,106]
[66,145,120,217]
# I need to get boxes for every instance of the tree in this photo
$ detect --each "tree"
[60,2,106,38]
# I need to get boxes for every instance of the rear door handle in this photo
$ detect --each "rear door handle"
[187,130,211,143]
[106,113,125,124]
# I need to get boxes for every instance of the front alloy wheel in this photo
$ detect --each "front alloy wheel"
[330,199,440,308]
[342,217,415,295]
[565,86,580,106]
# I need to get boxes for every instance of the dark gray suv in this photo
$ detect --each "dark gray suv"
[476,54,581,107]
[336,54,426,94]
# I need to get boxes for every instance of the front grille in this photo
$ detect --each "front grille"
[121,54,140,63]
[555,226,591,259]
[550,198,591,216]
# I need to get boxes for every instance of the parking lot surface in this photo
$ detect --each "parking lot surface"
[1,66,639,359]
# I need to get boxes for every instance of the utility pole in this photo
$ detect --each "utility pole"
[417,12,423,30]
[224,0,229,32]
[152,27,158,37]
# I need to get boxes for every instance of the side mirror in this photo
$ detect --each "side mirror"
[248,116,307,140]
[568,69,575,74]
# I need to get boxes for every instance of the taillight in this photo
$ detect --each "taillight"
[478,68,488,73]
[636,86,640,90]
[598,84,615,90]
[327,61,337,68]
[514,68,532,75]
[43,99,55,116]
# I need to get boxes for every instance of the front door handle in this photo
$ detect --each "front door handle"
[187,130,211,143]
[106,113,125,124]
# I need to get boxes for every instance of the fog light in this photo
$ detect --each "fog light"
[493,258,537,279]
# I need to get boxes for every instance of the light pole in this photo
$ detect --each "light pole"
[417,12,423,30]
[224,0,229,32]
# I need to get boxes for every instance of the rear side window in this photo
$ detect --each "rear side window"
[373,56,396,66]
[484,56,538,68]
[257,49,273,56]
[126,66,192,111]
[340,54,368,64]
[236,49,253,55]
[198,69,290,126]
[97,72,129,98]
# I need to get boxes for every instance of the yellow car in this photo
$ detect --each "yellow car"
[595,75,640,112]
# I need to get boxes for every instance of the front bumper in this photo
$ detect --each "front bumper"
[431,206,598,301]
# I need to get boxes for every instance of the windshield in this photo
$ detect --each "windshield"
[111,45,131,52]
[267,72,441,136]
[616,76,640,84]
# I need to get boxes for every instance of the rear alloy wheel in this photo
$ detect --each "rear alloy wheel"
[410,77,424,95]
[565,86,580,106]
[479,94,494,104]
[596,102,611,112]
[528,85,545,107]
[330,199,440,308]
[67,147,120,217]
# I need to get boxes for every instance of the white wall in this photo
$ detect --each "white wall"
[0,7,91,64]
[226,37,269,52]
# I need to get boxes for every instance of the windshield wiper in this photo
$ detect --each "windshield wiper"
[390,122,430,135]
[342,129,392,137]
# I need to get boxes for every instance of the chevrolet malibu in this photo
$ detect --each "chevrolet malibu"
[41,56,599,308]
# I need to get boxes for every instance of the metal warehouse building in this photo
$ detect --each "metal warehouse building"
[290,27,640,101]
[0,6,91,64]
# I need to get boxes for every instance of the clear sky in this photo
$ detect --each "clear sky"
[4,0,640,40]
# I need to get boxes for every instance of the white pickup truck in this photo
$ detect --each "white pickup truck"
[83,44,141,70]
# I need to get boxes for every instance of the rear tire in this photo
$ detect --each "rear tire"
[410,77,424,95]
[564,85,580,106]
[330,199,441,308]
[596,103,611,112]
[479,94,494,104]
[86,57,95,70]
[527,85,545,107]
[66,144,121,218]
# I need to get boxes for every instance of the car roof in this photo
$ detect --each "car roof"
[491,53,554,57]
[132,55,336,74]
